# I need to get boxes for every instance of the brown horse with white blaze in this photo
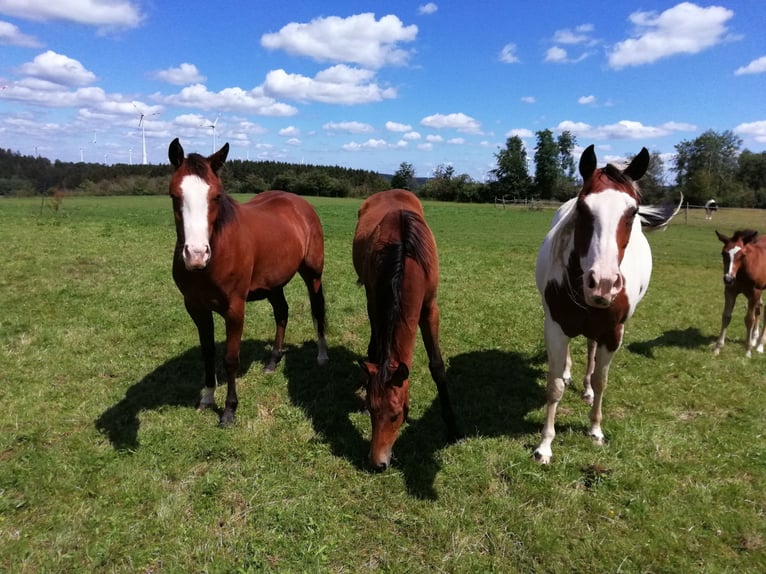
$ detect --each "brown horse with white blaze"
[353,189,461,471]
[713,229,766,357]
[168,138,328,427]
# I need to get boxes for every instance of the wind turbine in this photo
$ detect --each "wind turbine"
[133,103,159,165]
[202,113,221,153]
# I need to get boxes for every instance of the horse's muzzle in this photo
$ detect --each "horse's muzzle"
[183,244,211,270]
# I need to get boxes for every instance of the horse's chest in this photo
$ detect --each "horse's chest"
[544,278,628,351]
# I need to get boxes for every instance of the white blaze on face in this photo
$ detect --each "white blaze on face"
[581,189,635,306]
[725,245,741,278]
[180,174,211,269]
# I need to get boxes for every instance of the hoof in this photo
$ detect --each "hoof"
[712,347,721,356]
[196,401,217,411]
[219,412,235,428]
[533,449,552,465]
[589,433,605,446]
[317,354,329,367]
[263,362,277,373]
[581,391,594,406]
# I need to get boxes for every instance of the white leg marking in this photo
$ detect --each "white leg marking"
[316,336,329,366]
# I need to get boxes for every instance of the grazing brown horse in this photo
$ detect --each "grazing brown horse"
[168,138,328,427]
[353,189,460,470]
[534,145,680,464]
[713,229,766,357]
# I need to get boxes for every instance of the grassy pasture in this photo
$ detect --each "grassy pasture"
[0,195,764,573]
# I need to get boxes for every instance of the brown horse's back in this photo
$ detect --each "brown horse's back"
[353,189,436,286]
[234,191,324,291]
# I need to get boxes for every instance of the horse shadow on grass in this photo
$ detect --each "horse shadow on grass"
[285,343,546,500]
[95,340,269,451]
[626,327,709,358]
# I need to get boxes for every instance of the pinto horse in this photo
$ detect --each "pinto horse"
[353,189,461,470]
[534,145,680,464]
[168,138,328,427]
[713,229,766,357]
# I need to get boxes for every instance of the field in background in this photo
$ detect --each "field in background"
[0,195,764,572]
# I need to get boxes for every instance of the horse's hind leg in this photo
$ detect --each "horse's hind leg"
[745,295,760,358]
[757,293,766,353]
[264,287,289,372]
[186,303,218,411]
[420,301,462,442]
[300,267,328,366]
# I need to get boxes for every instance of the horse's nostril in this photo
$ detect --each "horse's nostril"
[372,461,388,472]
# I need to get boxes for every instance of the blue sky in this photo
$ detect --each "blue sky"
[1,1,764,180]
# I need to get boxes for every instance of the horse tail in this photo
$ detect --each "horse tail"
[639,192,683,232]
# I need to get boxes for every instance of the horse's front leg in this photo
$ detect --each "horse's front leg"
[581,339,597,405]
[420,301,462,442]
[221,301,245,427]
[588,343,618,446]
[757,293,766,353]
[265,287,288,373]
[713,287,736,355]
[186,302,218,411]
[534,315,569,464]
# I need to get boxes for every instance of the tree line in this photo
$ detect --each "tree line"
[2,128,766,207]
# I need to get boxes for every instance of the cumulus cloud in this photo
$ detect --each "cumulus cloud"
[323,121,374,133]
[0,0,144,29]
[342,138,390,151]
[734,120,766,143]
[385,121,412,132]
[499,43,520,63]
[608,2,735,69]
[264,65,396,105]
[507,128,534,138]
[159,83,297,116]
[0,20,41,46]
[734,56,766,76]
[555,119,694,140]
[552,24,596,45]
[578,95,596,105]
[520,96,536,104]
[19,50,96,86]
[418,3,438,15]
[279,126,300,137]
[420,112,481,134]
[152,63,206,86]
[261,13,417,69]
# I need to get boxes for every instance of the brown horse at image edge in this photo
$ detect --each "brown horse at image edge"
[168,138,328,427]
[353,189,461,471]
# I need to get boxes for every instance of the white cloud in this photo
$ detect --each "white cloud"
[403,131,421,140]
[578,95,596,105]
[417,143,433,151]
[152,63,206,86]
[520,96,536,104]
[159,83,297,116]
[285,137,301,146]
[545,46,568,63]
[19,50,96,86]
[499,43,520,64]
[342,138,390,151]
[0,20,41,46]
[0,0,144,29]
[261,13,417,69]
[735,56,766,76]
[555,119,695,140]
[506,128,534,138]
[661,121,696,131]
[734,120,766,143]
[264,66,396,105]
[421,112,481,134]
[426,134,443,143]
[447,137,465,145]
[323,121,374,133]
[418,3,438,15]
[385,121,412,132]
[552,24,596,45]
[279,126,300,137]
[608,2,735,69]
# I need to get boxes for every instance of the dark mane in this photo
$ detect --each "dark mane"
[732,229,759,244]
[369,210,434,392]
[601,163,632,185]
[184,153,211,177]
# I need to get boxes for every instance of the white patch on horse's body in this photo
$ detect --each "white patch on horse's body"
[180,174,211,269]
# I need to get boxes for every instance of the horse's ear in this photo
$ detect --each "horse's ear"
[743,230,759,244]
[624,147,650,181]
[388,363,409,387]
[715,230,729,244]
[579,144,597,180]
[209,142,229,174]
[168,138,184,169]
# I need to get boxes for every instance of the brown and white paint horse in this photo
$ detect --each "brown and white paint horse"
[353,189,461,470]
[534,145,680,464]
[713,229,766,357]
[168,138,328,427]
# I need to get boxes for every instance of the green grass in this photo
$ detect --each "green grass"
[1,195,764,573]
